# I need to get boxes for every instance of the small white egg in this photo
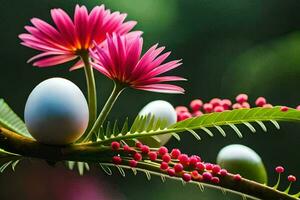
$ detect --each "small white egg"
[138,100,177,146]
[24,78,89,145]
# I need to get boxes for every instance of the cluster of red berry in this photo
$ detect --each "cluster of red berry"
[275,166,297,183]
[176,94,300,121]
[110,141,243,184]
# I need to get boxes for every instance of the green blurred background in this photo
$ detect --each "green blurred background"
[0,0,299,199]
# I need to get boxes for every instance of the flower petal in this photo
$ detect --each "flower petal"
[134,84,185,94]
[69,59,85,71]
[33,55,77,67]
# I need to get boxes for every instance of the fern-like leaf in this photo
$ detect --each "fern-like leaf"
[93,107,300,145]
[0,99,30,137]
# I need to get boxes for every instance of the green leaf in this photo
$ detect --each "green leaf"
[96,161,298,200]
[65,161,90,175]
[94,107,300,145]
[0,99,31,137]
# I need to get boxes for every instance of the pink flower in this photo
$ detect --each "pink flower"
[19,5,138,68]
[90,34,185,94]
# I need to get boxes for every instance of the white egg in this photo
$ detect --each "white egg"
[138,100,177,147]
[217,144,268,183]
[24,78,89,145]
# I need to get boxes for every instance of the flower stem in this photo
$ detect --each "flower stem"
[83,82,125,142]
[81,53,97,132]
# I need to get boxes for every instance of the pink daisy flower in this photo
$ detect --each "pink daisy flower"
[19,4,138,68]
[90,34,185,94]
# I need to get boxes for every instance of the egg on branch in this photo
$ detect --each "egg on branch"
[24,78,89,145]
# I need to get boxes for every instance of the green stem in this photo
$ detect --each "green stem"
[81,53,97,133]
[83,82,125,141]
[0,127,297,200]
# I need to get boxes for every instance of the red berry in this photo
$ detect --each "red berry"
[174,163,184,173]
[123,145,132,153]
[192,170,203,180]
[255,97,267,107]
[171,148,181,159]
[190,99,203,111]
[189,155,201,166]
[212,165,221,174]
[178,112,192,121]
[141,145,150,154]
[210,98,221,107]
[111,141,120,150]
[221,99,232,110]
[241,102,250,109]
[214,106,224,112]
[135,142,143,148]
[195,162,205,171]
[263,104,273,108]
[232,103,242,109]
[178,154,190,166]
[205,163,213,170]
[148,151,157,161]
[275,166,285,173]
[191,170,199,179]
[182,173,192,182]
[280,106,289,112]
[211,177,220,184]
[176,106,189,113]
[288,175,296,182]
[202,172,212,181]
[162,154,171,163]
[219,169,228,176]
[203,103,213,113]
[236,94,248,103]
[297,105,300,110]
[112,156,122,165]
[167,168,176,176]
[129,160,137,167]
[134,152,142,161]
[234,174,242,181]
[160,162,169,170]
[192,110,203,117]
[158,146,168,156]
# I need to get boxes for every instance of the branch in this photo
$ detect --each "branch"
[0,127,297,200]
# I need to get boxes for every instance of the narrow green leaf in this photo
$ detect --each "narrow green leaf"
[214,125,226,137]
[121,117,129,135]
[145,171,151,180]
[227,123,243,138]
[146,114,155,131]
[154,118,162,130]
[113,120,120,137]
[99,164,113,175]
[255,120,267,132]
[98,126,105,140]
[0,99,31,137]
[106,122,112,138]
[172,133,181,141]
[84,163,90,171]
[130,115,142,133]
[160,174,166,183]
[186,128,201,140]
[11,160,20,171]
[243,122,256,133]
[77,162,84,175]
[66,161,76,170]
[0,161,12,173]
[116,166,126,177]
[200,127,214,137]
[270,120,280,130]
